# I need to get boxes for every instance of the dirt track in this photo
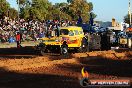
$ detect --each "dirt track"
[0,46,131,88]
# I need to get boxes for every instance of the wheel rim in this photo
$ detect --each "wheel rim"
[82,45,87,52]
[79,38,88,53]
[80,43,88,53]
[62,47,68,54]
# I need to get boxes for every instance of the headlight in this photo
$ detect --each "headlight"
[55,39,59,42]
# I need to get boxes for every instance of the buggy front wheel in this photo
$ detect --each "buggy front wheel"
[61,45,68,57]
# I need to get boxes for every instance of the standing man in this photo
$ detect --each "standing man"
[16,31,21,48]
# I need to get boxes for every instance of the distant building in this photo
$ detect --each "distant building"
[112,18,116,27]
[108,18,129,31]
[94,21,112,28]
[94,18,129,32]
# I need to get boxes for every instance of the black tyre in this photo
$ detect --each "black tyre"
[78,38,89,53]
[61,45,68,57]
[39,43,46,56]
[40,47,46,56]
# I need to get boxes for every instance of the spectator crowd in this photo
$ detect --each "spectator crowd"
[0,16,76,43]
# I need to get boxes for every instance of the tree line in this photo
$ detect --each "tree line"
[0,0,18,19]
[2,0,130,23]
[0,0,97,22]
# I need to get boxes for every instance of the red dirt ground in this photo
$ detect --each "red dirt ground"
[0,47,131,88]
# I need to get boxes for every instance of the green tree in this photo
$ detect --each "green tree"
[17,0,96,22]
[53,3,72,20]
[17,0,26,4]
[19,0,52,21]
[19,0,31,19]
[0,0,10,18]
[31,0,50,20]
[67,0,96,22]
[67,0,73,4]
[124,13,132,24]
[8,8,18,19]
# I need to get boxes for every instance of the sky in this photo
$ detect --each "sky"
[6,0,130,22]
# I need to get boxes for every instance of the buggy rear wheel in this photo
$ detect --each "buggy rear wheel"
[40,47,46,56]
[78,38,89,53]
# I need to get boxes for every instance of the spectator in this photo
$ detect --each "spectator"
[0,16,75,43]
[16,32,21,48]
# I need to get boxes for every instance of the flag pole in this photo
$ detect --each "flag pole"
[129,0,131,26]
